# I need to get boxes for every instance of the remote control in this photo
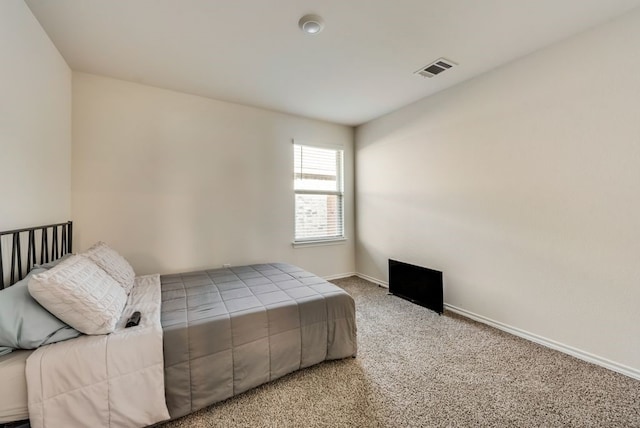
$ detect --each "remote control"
[126,311,141,328]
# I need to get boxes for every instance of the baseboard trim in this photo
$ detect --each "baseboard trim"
[445,303,640,381]
[324,272,358,281]
[356,273,388,287]
[350,272,639,380]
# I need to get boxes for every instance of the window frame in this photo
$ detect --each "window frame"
[292,141,345,245]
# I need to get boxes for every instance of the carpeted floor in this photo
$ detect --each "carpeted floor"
[160,276,640,427]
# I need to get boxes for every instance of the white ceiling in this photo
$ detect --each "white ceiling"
[25,0,640,126]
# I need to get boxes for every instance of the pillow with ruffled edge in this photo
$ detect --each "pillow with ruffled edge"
[28,255,127,335]
[82,241,135,294]
[0,268,81,356]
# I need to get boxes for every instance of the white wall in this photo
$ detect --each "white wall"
[356,9,640,373]
[0,1,71,230]
[72,73,355,278]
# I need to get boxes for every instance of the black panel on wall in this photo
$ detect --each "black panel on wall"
[388,259,443,315]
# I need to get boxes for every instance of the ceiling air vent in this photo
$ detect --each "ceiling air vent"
[414,58,457,78]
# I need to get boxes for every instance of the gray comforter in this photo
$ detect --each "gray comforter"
[160,263,357,419]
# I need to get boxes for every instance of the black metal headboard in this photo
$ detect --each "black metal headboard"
[0,221,73,289]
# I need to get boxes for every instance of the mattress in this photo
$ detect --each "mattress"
[0,350,32,423]
[161,263,357,419]
[0,263,358,424]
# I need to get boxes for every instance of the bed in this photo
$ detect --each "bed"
[0,222,358,427]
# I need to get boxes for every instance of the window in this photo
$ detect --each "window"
[294,143,344,243]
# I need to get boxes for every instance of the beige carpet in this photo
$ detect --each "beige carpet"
[160,276,640,427]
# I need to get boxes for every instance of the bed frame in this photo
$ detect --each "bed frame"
[1,220,357,428]
[0,221,73,289]
[0,222,73,428]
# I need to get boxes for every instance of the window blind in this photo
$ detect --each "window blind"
[294,144,344,241]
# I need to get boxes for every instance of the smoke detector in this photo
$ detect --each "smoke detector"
[299,14,325,35]
[414,58,457,78]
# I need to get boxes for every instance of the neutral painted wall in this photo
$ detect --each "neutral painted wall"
[356,9,640,372]
[0,1,71,230]
[72,73,355,278]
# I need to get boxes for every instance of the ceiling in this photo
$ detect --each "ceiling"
[25,0,640,126]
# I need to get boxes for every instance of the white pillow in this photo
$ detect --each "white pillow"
[82,241,135,294]
[28,255,127,335]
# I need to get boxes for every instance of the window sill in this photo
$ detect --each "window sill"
[292,238,347,248]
